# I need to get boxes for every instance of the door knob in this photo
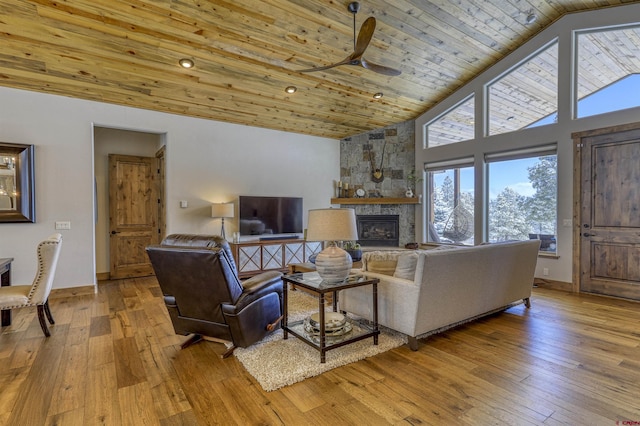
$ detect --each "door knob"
[583,232,596,237]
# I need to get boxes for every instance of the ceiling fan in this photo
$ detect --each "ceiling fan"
[298,2,401,76]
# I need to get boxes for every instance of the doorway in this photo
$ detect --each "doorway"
[94,127,166,281]
[574,122,640,300]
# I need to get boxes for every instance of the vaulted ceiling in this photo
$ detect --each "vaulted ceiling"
[0,1,632,139]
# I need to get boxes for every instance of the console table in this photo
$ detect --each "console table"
[229,239,322,278]
[1,258,13,326]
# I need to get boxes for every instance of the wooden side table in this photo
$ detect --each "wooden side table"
[288,262,317,273]
[1,258,14,326]
[282,272,379,363]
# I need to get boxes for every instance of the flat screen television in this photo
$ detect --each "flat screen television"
[239,196,303,237]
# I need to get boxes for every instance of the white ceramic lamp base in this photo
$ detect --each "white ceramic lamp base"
[314,245,353,283]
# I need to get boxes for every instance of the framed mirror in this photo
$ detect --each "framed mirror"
[0,142,35,223]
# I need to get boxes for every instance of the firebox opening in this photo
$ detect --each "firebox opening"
[356,214,400,247]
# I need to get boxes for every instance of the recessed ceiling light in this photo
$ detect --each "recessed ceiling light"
[285,86,297,94]
[525,13,537,24]
[178,58,194,68]
[373,92,383,99]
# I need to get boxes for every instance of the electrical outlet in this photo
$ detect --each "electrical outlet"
[543,268,549,276]
[55,221,71,230]
[563,219,572,227]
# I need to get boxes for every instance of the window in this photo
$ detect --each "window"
[486,146,557,253]
[426,96,475,148]
[426,159,475,244]
[576,26,640,118]
[487,41,558,136]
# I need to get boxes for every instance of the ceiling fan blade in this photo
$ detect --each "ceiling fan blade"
[298,56,352,73]
[354,17,376,58]
[360,58,402,76]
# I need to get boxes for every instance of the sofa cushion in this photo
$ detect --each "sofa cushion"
[393,252,419,280]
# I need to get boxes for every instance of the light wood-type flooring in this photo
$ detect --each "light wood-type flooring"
[1,277,639,425]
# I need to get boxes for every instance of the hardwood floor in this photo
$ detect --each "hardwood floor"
[1,277,639,425]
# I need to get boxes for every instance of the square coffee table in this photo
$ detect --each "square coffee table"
[282,272,380,363]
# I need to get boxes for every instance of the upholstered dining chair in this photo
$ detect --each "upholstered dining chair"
[0,233,63,337]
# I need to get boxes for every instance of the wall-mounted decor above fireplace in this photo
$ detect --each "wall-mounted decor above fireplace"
[0,142,35,223]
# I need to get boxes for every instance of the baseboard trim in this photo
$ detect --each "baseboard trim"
[534,278,573,292]
[50,285,96,299]
[96,272,110,281]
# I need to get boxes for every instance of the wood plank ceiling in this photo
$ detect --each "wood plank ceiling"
[0,0,634,139]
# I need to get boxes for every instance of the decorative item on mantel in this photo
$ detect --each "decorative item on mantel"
[405,169,424,198]
[306,208,358,283]
[335,180,351,198]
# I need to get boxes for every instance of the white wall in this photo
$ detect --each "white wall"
[414,4,640,284]
[0,87,339,289]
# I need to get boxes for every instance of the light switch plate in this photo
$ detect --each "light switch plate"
[55,221,71,230]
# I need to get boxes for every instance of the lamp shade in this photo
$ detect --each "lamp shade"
[306,208,358,242]
[211,203,234,218]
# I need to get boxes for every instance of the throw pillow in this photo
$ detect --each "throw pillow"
[393,252,419,280]
[366,259,398,276]
[362,251,405,276]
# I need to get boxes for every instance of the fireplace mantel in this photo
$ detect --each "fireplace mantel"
[330,197,420,205]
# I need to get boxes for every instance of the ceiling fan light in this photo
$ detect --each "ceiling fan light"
[178,58,194,68]
[285,86,297,94]
[373,92,383,99]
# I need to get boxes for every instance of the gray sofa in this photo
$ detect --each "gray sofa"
[340,240,540,350]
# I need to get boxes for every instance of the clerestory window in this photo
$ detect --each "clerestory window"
[487,41,559,136]
[425,96,475,148]
[576,25,640,119]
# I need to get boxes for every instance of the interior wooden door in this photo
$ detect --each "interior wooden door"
[109,154,158,279]
[576,124,640,300]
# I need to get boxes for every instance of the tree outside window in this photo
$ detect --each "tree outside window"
[488,155,557,251]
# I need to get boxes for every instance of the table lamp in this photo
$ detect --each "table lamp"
[211,203,234,239]
[306,208,358,283]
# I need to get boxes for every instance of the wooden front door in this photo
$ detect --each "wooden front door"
[109,154,158,279]
[575,123,640,300]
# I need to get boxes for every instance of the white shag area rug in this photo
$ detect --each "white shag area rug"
[234,289,407,392]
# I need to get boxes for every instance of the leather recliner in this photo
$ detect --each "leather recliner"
[146,234,283,352]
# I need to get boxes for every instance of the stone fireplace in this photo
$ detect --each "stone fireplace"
[339,120,417,247]
[356,215,399,247]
